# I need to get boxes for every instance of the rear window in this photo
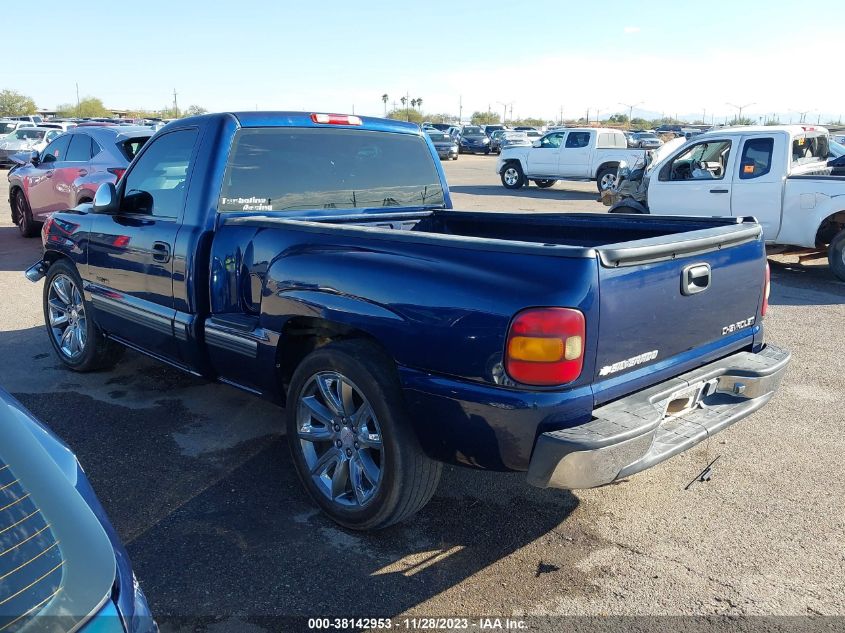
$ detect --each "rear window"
[792,133,829,166]
[427,133,450,142]
[218,128,445,212]
[120,136,150,160]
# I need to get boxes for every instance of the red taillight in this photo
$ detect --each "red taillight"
[41,215,54,245]
[108,167,126,181]
[505,308,585,386]
[310,113,363,126]
[762,262,770,317]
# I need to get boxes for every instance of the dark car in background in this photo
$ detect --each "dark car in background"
[426,130,458,160]
[8,125,153,237]
[458,125,491,154]
[0,388,155,632]
[483,124,505,138]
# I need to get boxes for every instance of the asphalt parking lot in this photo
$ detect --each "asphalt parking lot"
[0,157,843,626]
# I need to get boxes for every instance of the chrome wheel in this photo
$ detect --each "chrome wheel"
[47,274,87,359]
[599,172,617,191]
[296,371,384,508]
[503,167,520,186]
[14,193,29,235]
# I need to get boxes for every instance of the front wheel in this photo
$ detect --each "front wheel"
[286,340,442,530]
[829,230,845,281]
[43,259,124,371]
[14,190,38,238]
[596,167,617,193]
[500,163,526,189]
[535,179,557,188]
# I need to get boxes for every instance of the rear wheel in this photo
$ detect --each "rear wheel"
[286,340,442,530]
[501,163,525,189]
[596,166,617,193]
[535,179,557,188]
[829,230,845,281]
[13,190,38,238]
[42,259,124,371]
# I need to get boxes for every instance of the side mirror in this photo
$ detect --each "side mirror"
[532,140,541,148]
[29,151,40,166]
[92,182,119,214]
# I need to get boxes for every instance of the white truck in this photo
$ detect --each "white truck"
[606,125,845,280]
[496,127,645,192]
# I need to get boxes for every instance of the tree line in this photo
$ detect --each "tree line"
[0,89,207,119]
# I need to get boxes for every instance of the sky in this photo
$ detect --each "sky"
[5,0,845,123]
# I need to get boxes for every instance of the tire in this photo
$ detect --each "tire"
[286,340,442,530]
[609,204,647,214]
[484,148,491,155]
[13,190,39,238]
[500,163,526,189]
[535,179,557,188]
[829,230,845,281]
[43,259,124,372]
[596,166,617,193]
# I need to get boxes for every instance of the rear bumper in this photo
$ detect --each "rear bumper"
[526,344,790,489]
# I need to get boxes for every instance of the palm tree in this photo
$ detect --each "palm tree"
[400,96,407,107]
[416,98,423,112]
[381,93,388,117]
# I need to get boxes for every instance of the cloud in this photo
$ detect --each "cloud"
[623,26,641,34]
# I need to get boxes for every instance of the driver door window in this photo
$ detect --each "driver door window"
[121,129,198,218]
[662,140,732,181]
[539,132,564,148]
[40,135,71,164]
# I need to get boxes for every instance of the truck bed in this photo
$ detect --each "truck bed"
[222,210,761,265]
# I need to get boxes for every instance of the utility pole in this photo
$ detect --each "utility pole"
[75,82,80,117]
[497,101,514,125]
[586,108,589,124]
[791,110,809,123]
[458,95,463,124]
[406,91,410,122]
[173,89,179,118]
[559,105,563,125]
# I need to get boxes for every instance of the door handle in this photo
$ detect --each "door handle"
[152,241,171,263]
[77,169,88,176]
[45,170,54,178]
[681,263,711,296]
[709,188,729,194]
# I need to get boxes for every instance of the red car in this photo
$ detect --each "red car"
[7,125,153,236]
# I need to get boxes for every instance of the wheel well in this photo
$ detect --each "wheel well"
[596,162,619,176]
[814,211,845,246]
[8,185,22,221]
[77,194,94,204]
[43,250,71,267]
[275,316,393,403]
[499,159,521,174]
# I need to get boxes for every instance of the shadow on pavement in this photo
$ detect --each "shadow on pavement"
[0,325,579,621]
[768,258,845,306]
[0,227,42,272]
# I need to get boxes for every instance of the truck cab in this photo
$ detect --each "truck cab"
[627,126,845,279]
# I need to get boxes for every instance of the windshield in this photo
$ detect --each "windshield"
[10,129,46,141]
[427,133,450,142]
[0,122,18,134]
[219,128,445,212]
[828,140,845,158]
[462,127,484,135]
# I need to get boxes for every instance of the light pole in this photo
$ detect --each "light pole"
[790,110,810,123]
[726,102,755,123]
[497,101,513,125]
[618,101,642,127]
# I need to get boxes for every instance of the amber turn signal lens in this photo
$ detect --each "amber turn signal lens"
[508,336,564,362]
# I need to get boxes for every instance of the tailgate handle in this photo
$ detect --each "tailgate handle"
[682,263,711,296]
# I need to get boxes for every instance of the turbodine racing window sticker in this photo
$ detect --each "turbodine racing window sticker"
[598,350,659,377]
[220,196,273,211]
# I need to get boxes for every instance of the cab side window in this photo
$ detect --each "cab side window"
[40,135,71,164]
[739,138,774,180]
[661,140,732,181]
[539,132,564,149]
[121,129,198,218]
[565,132,591,148]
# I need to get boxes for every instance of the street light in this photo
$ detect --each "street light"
[726,102,756,122]
[618,101,643,126]
[790,109,811,123]
[497,101,513,125]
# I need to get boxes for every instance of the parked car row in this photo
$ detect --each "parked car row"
[7,125,153,236]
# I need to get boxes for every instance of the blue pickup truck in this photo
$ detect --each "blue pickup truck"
[25,112,790,530]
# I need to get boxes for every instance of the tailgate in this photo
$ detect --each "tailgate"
[592,223,765,405]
